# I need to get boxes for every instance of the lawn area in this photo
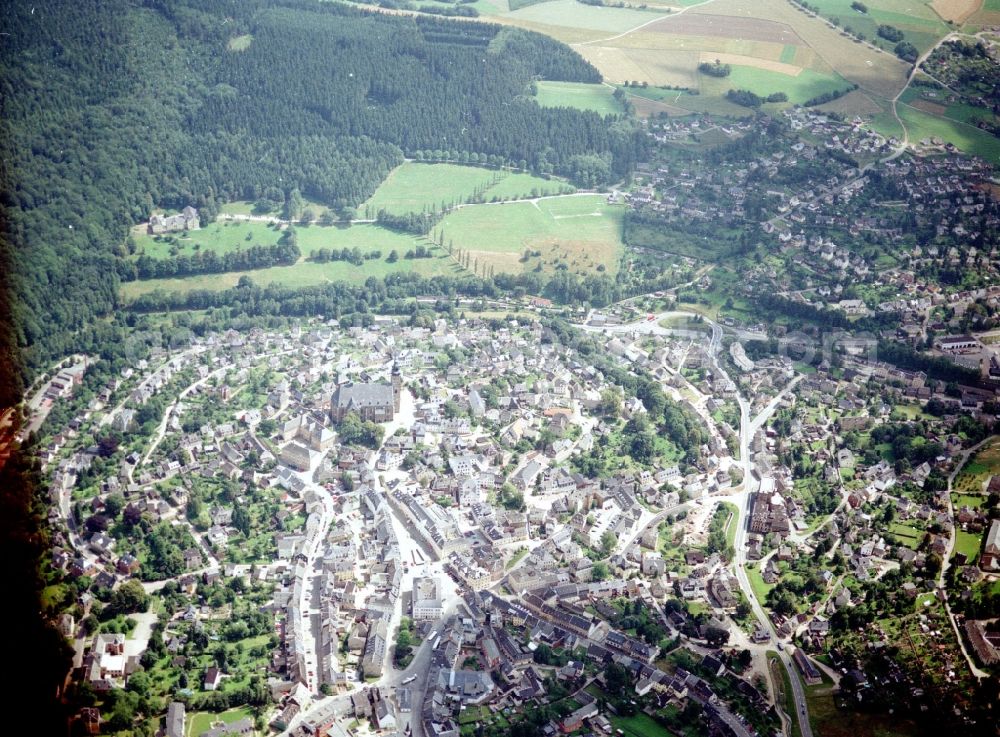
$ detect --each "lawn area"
[609,711,674,737]
[888,522,924,550]
[361,162,572,216]
[954,528,982,562]
[506,547,530,570]
[535,81,626,114]
[658,315,712,333]
[746,563,776,601]
[952,492,988,509]
[698,64,850,106]
[187,707,254,737]
[434,194,624,277]
[889,402,935,421]
[226,34,253,51]
[720,501,739,550]
[41,583,69,610]
[687,600,712,617]
[915,592,938,609]
[133,220,285,259]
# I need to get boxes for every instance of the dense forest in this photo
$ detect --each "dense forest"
[0,0,649,397]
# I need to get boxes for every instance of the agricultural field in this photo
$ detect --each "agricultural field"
[361,162,573,216]
[500,0,670,35]
[483,0,984,157]
[965,0,1000,28]
[433,194,625,277]
[123,192,625,300]
[898,103,1000,160]
[691,0,910,97]
[484,0,989,158]
[803,0,949,53]
[534,81,626,114]
[932,0,982,23]
[901,85,1000,128]
[697,64,850,105]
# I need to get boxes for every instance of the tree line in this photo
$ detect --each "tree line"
[122,240,301,281]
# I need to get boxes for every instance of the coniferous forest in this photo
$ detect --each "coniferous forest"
[0,0,648,400]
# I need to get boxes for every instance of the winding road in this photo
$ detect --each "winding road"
[582,307,816,737]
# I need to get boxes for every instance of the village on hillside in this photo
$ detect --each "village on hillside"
[33,275,1000,737]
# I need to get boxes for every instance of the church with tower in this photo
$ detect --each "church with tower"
[329,362,402,423]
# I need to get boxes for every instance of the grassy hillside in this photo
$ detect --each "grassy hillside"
[361,162,574,216]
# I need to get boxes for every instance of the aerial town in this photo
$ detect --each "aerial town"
[6,3,1000,736]
[31,262,1000,737]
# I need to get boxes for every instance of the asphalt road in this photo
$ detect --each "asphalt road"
[587,307,815,737]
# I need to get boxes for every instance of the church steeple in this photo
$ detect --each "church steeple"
[391,361,402,412]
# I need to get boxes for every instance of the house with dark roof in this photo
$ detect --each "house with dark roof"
[330,383,396,423]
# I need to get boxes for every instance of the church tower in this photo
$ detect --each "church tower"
[391,361,402,412]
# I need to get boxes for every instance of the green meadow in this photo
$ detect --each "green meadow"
[699,65,850,105]
[434,193,625,276]
[361,162,573,216]
[535,81,627,114]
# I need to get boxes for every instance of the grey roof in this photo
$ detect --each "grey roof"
[333,383,394,410]
[166,702,185,737]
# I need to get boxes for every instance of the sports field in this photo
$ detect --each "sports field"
[361,162,573,216]
[535,81,627,114]
[434,194,624,277]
